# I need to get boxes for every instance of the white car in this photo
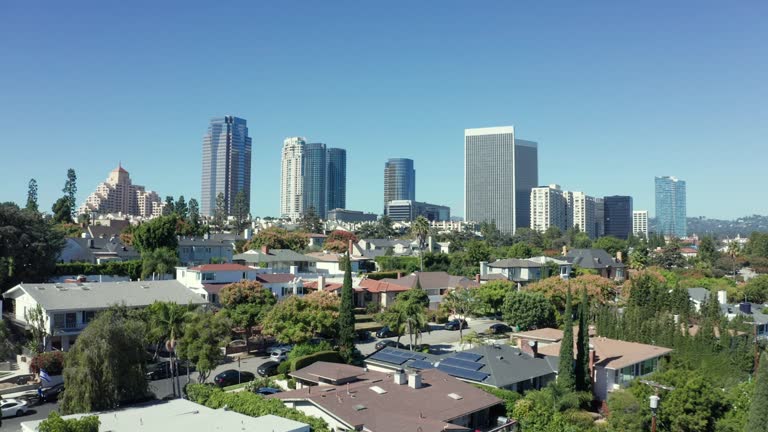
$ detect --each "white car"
[1,398,29,418]
[270,350,288,362]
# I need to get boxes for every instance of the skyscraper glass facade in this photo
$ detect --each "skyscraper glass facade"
[201,116,252,217]
[303,143,327,218]
[384,158,416,211]
[326,148,347,212]
[655,176,687,238]
[603,196,633,240]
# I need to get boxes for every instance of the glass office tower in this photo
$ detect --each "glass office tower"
[655,176,687,238]
[201,116,252,217]
[603,196,633,240]
[326,148,347,212]
[384,158,416,211]
[303,143,327,218]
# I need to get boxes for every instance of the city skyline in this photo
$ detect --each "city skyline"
[2,2,766,219]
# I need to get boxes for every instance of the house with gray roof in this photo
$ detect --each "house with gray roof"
[2,280,207,351]
[233,246,317,273]
[562,248,625,281]
[479,256,571,286]
[59,237,140,264]
[365,344,558,393]
[177,236,234,266]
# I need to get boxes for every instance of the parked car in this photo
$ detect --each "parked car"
[146,360,194,380]
[1,399,29,418]
[488,323,511,334]
[355,330,372,342]
[41,383,65,402]
[267,344,293,355]
[254,387,282,395]
[444,319,469,331]
[257,361,281,377]
[270,350,288,362]
[213,369,256,387]
[221,339,249,356]
[376,326,398,338]
[374,339,406,351]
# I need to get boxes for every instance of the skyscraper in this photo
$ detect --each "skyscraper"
[464,126,538,234]
[565,191,596,239]
[604,196,633,240]
[326,148,347,212]
[633,210,649,239]
[594,198,605,238]
[530,185,567,233]
[655,176,687,238]
[384,158,415,212]
[280,137,306,220]
[78,164,164,218]
[303,143,327,218]
[201,116,252,217]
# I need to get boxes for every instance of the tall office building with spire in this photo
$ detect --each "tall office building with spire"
[655,176,687,238]
[464,126,538,234]
[201,116,252,217]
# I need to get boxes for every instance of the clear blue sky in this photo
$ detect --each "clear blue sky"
[1,1,766,219]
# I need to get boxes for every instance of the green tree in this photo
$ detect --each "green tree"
[60,309,148,414]
[63,168,77,217]
[147,301,196,396]
[338,256,356,361]
[24,304,48,354]
[141,247,178,280]
[262,291,340,344]
[52,196,73,224]
[575,288,591,392]
[503,242,542,259]
[214,192,227,231]
[698,235,719,267]
[177,310,230,384]
[378,287,429,348]
[593,236,627,256]
[161,195,174,216]
[175,195,188,220]
[747,353,768,432]
[0,320,16,360]
[746,232,768,258]
[232,190,249,233]
[442,286,477,343]
[243,226,309,252]
[38,411,99,432]
[607,390,644,432]
[664,374,723,432]
[474,280,514,316]
[654,237,685,269]
[220,280,277,341]
[411,216,430,270]
[132,214,179,253]
[502,290,556,331]
[26,178,39,213]
[743,275,768,303]
[188,198,202,232]
[558,285,575,391]
[299,206,322,234]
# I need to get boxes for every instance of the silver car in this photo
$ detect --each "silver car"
[1,398,29,418]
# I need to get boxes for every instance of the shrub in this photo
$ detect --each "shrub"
[287,378,297,389]
[277,361,291,375]
[365,271,403,281]
[30,351,65,375]
[291,350,343,371]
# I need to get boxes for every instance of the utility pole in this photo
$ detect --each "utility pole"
[640,380,675,432]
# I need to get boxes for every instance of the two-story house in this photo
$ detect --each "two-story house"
[2,280,207,351]
[176,264,304,303]
[177,237,234,266]
[479,256,571,286]
[232,247,317,273]
[562,248,626,281]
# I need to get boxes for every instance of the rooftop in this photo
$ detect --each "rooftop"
[382,272,480,290]
[20,399,309,432]
[233,248,318,263]
[290,361,387,385]
[488,258,542,269]
[187,263,253,272]
[3,280,208,312]
[563,249,625,269]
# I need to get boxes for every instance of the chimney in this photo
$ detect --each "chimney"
[397,272,402,279]
[616,251,623,263]
[407,372,422,389]
[588,345,596,387]
[393,371,407,385]
[317,275,326,291]
[87,239,94,249]
[475,274,481,284]
[479,261,488,277]
[261,245,269,254]
[520,339,538,358]
[290,265,298,275]
[562,245,568,256]
[717,290,727,305]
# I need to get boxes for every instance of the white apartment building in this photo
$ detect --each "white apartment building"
[530,184,567,233]
[565,191,596,238]
[280,137,306,220]
[78,165,163,218]
[633,210,649,239]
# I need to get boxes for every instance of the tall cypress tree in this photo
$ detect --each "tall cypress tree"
[338,254,356,362]
[558,284,575,391]
[747,353,768,432]
[575,288,591,392]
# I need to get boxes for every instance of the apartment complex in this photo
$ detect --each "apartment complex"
[655,176,687,238]
[565,191,596,238]
[464,126,538,234]
[530,184,567,233]
[78,164,163,218]
[201,116,252,217]
[385,200,450,222]
[633,210,649,239]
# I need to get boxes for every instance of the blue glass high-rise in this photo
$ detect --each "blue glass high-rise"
[326,148,346,212]
[384,158,416,212]
[303,143,327,218]
[655,176,687,238]
[201,116,252,217]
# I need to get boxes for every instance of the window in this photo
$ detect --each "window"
[53,313,66,329]
[282,286,294,297]
[639,358,656,376]
[617,366,634,384]
[202,273,215,281]
[82,311,96,324]
[65,313,77,329]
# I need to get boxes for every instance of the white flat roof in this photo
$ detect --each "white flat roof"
[464,125,514,136]
[20,399,309,432]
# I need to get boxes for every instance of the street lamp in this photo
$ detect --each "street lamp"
[649,394,660,432]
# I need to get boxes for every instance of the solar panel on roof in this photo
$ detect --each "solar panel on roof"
[370,352,409,365]
[408,360,435,369]
[437,364,489,382]
[454,352,483,362]
[442,357,485,371]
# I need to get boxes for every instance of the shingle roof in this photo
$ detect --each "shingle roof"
[382,272,479,290]
[188,263,253,272]
[686,287,711,303]
[358,278,411,293]
[564,249,625,269]
[3,280,208,312]
[304,252,369,262]
[177,237,235,247]
[272,368,502,432]
[488,258,542,269]
[65,237,139,261]
[255,274,297,284]
[233,249,318,263]
[289,361,383,384]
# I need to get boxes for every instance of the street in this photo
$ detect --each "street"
[357,318,502,355]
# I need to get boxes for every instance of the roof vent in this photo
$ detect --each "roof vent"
[141,285,150,289]
[448,393,463,400]
[353,404,367,411]
[36,286,45,290]
[81,286,90,291]
[369,386,387,395]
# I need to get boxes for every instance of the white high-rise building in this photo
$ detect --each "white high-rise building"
[564,191,596,239]
[530,184,567,233]
[78,164,163,218]
[280,137,306,220]
[633,210,649,239]
[464,126,538,234]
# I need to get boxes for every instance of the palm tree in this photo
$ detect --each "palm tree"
[411,216,430,271]
[727,240,742,279]
[141,247,179,280]
[149,302,196,397]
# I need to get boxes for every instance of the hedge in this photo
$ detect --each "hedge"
[373,256,420,273]
[54,260,142,280]
[185,384,330,431]
[365,271,403,281]
[30,351,65,375]
[292,350,343,372]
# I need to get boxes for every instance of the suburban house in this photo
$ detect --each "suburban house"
[513,327,673,401]
[686,287,719,312]
[21,399,309,432]
[306,233,327,248]
[354,238,418,259]
[382,272,480,309]
[304,251,371,275]
[2,280,207,351]
[366,344,559,392]
[233,247,317,273]
[562,248,626,281]
[176,264,304,303]
[177,236,234,266]
[289,361,387,389]
[479,256,571,286]
[59,237,139,264]
[271,363,512,432]
[687,289,768,339]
